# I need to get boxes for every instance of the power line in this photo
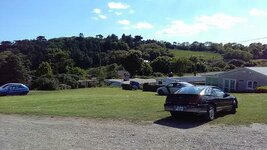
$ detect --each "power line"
[237,36,267,43]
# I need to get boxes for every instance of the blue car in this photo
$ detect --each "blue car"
[0,83,29,96]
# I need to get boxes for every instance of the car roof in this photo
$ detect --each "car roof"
[3,83,25,86]
[195,85,217,88]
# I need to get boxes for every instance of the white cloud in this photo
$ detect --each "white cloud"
[93,8,101,14]
[129,10,135,14]
[98,15,107,19]
[157,20,207,37]
[92,8,107,20]
[118,19,130,25]
[108,2,130,9]
[196,13,247,29]
[132,22,154,29]
[157,13,247,37]
[249,8,267,16]
[115,12,123,15]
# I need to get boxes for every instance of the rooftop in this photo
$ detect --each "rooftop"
[246,67,267,76]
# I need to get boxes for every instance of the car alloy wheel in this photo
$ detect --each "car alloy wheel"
[206,105,215,121]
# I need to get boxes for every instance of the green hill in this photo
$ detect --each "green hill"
[170,49,223,60]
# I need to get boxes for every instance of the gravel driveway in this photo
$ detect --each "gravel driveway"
[0,114,266,150]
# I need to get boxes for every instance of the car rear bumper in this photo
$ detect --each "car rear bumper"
[164,104,208,114]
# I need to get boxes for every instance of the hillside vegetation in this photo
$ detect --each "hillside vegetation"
[1,34,267,89]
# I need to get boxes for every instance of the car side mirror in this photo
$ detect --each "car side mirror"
[223,93,230,97]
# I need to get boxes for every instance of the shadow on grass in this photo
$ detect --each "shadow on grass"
[154,112,232,129]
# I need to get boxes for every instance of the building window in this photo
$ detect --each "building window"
[253,81,258,89]
[247,81,257,90]
[247,81,252,89]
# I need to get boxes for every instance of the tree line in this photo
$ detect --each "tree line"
[0,33,267,88]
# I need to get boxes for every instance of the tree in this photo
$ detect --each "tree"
[170,58,189,76]
[151,56,171,73]
[139,62,153,76]
[122,50,143,76]
[0,41,12,51]
[35,61,52,77]
[249,43,263,59]
[228,59,245,67]
[48,48,74,74]
[36,36,47,42]
[223,48,253,61]
[0,51,29,85]
[263,49,267,59]
[67,66,87,79]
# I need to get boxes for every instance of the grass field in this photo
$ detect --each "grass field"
[0,88,266,124]
[170,49,223,60]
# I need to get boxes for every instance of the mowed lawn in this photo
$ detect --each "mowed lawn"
[170,49,223,60]
[0,88,266,124]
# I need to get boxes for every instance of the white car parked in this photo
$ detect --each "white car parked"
[156,82,194,95]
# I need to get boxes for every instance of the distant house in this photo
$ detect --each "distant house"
[204,67,267,92]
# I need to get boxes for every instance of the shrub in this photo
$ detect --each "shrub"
[152,72,164,77]
[143,83,163,92]
[58,84,71,90]
[32,77,59,90]
[55,74,80,89]
[121,84,132,90]
[256,86,267,93]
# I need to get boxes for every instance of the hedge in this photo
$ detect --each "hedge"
[143,83,163,92]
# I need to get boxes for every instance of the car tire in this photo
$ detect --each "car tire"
[205,105,216,121]
[230,100,237,114]
[158,90,164,95]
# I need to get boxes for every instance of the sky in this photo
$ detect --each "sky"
[1,0,267,45]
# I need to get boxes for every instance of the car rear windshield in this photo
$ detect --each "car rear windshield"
[176,86,205,94]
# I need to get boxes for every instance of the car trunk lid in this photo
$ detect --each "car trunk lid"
[165,94,200,105]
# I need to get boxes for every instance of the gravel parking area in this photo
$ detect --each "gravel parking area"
[0,114,266,150]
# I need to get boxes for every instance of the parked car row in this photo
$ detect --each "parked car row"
[0,83,29,96]
[156,82,238,121]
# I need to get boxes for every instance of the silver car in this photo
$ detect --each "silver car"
[157,82,194,95]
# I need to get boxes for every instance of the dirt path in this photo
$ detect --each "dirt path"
[0,114,266,150]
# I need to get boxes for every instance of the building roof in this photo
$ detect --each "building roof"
[246,67,267,76]
[157,76,205,83]
[205,67,267,77]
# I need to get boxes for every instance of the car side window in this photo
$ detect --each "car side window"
[204,88,212,96]
[18,85,24,89]
[213,88,225,97]
[176,83,182,87]
[167,83,173,87]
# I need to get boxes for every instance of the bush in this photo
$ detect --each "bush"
[78,80,98,88]
[121,84,132,90]
[256,86,267,93]
[32,77,59,90]
[143,83,163,92]
[55,74,80,89]
[58,84,71,90]
[152,72,164,77]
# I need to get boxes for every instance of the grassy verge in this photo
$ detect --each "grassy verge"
[0,88,266,124]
